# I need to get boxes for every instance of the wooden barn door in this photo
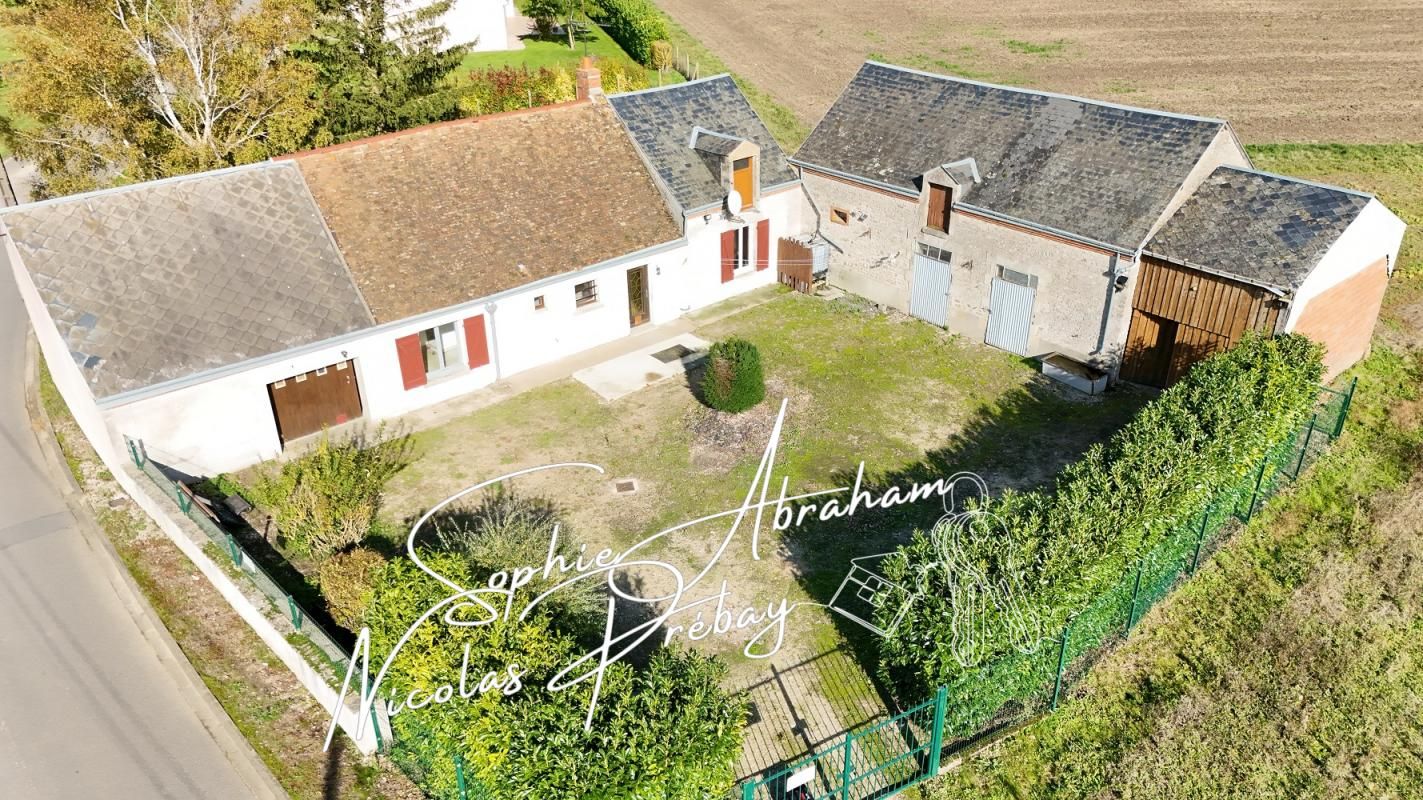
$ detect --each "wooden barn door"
[1120,257,1283,388]
[268,360,363,445]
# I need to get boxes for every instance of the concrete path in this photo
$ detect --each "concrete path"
[0,266,282,797]
[573,333,709,401]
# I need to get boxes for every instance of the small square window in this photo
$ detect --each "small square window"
[574,280,598,308]
[315,366,328,376]
[534,295,545,310]
[294,373,307,383]
[336,361,348,370]
[830,207,850,225]
[273,379,287,389]
[998,266,1039,289]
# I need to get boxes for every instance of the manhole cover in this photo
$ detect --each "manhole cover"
[614,479,639,494]
[651,344,696,363]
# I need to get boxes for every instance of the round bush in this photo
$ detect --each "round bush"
[317,547,386,630]
[700,337,765,413]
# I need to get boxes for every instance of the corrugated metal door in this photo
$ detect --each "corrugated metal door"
[909,253,952,327]
[985,277,1036,355]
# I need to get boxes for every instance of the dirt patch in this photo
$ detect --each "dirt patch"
[655,0,1423,144]
[685,378,810,472]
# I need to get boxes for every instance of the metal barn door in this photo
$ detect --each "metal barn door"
[909,252,952,327]
[985,277,1036,355]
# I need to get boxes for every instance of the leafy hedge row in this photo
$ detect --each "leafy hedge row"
[365,500,745,798]
[877,333,1325,728]
[589,0,668,65]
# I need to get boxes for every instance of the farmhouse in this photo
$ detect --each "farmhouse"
[794,61,1405,385]
[609,74,807,298]
[4,66,807,476]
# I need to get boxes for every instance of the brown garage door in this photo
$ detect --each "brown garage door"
[268,360,363,445]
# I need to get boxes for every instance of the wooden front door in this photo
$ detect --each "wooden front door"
[626,266,650,327]
[268,360,363,445]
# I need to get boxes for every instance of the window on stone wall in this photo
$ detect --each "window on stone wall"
[574,280,598,308]
[831,206,850,225]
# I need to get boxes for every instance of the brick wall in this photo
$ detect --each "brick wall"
[1292,257,1389,379]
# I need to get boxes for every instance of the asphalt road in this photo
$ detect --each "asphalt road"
[0,264,270,797]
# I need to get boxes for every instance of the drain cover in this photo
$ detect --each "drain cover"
[650,344,696,363]
[614,479,639,494]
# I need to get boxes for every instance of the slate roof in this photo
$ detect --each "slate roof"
[1,163,373,400]
[1145,166,1372,291]
[608,76,799,213]
[794,61,1232,251]
[289,102,682,321]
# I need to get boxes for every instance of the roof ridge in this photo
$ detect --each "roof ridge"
[0,161,287,215]
[276,99,591,161]
[863,60,1229,126]
[606,73,733,98]
[1211,164,1375,201]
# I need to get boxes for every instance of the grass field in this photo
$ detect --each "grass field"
[456,22,682,90]
[923,144,1423,799]
[653,0,1423,145]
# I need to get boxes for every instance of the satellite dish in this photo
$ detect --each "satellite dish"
[725,189,743,216]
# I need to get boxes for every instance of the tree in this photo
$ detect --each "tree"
[296,0,466,144]
[1,0,321,196]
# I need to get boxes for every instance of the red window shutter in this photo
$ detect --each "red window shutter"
[756,219,770,271]
[720,229,736,283]
[395,333,426,390]
[463,314,490,369]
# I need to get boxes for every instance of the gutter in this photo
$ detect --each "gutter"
[794,165,843,254]
[94,236,689,409]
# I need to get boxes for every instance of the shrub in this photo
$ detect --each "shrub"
[362,551,745,799]
[430,489,605,642]
[524,0,559,38]
[589,0,667,65]
[456,61,644,117]
[251,426,413,559]
[700,336,766,413]
[649,39,672,71]
[878,333,1325,727]
[317,547,387,629]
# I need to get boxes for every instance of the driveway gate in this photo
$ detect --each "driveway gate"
[908,249,952,328]
[985,271,1037,355]
[739,687,947,800]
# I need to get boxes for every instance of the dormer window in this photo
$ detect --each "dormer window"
[733,156,755,209]
[926,183,952,233]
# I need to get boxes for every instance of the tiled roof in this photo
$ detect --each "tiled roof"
[1145,167,1371,291]
[794,62,1230,251]
[2,163,373,400]
[608,76,799,213]
[289,102,682,321]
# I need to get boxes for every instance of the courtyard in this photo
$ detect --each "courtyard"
[368,287,1147,776]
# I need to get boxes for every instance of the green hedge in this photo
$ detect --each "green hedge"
[701,337,766,413]
[877,333,1325,727]
[589,0,667,65]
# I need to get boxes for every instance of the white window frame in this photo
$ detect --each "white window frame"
[733,225,753,275]
[419,321,464,378]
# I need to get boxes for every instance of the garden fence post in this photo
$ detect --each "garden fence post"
[1246,457,1269,521]
[225,533,242,567]
[1295,415,1317,478]
[1126,560,1145,634]
[175,482,191,513]
[455,753,469,800]
[840,731,855,799]
[126,438,144,468]
[286,595,303,630]
[1189,511,1210,575]
[926,685,948,775]
[1051,618,1073,709]
[1335,377,1357,438]
[741,780,755,800]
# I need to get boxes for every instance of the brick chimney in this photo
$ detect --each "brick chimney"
[575,57,602,101]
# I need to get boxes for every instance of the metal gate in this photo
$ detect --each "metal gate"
[985,276,1036,355]
[908,251,952,328]
[739,687,947,800]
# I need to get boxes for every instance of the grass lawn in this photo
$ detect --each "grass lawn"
[924,145,1423,799]
[456,22,682,89]
[373,289,1146,774]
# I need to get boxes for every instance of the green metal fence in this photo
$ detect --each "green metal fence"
[738,378,1356,798]
[124,438,360,684]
